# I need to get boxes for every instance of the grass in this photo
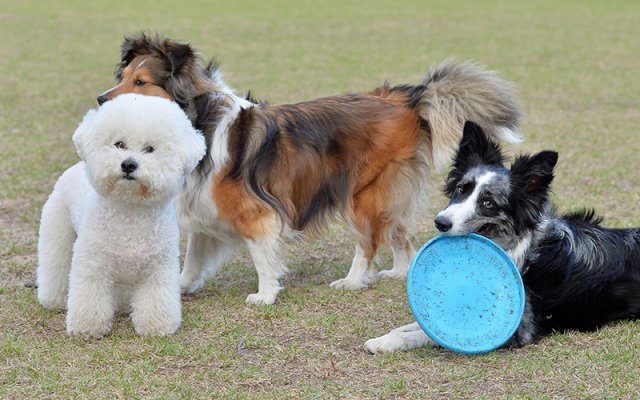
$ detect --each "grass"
[1,0,640,398]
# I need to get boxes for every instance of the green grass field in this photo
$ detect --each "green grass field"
[2,1,639,398]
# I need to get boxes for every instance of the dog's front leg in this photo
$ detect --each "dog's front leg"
[180,232,239,294]
[244,235,288,305]
[131,262,181,336]
[364,321,436,354]
[66,261,116,339]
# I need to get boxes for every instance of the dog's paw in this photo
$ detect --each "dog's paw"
[245,292,278,305]
[37,286,68,310]
[68,332,105,341]
[132,312,181,336]
[38,296,67,311]
[67,326,111,340]
[377,269,408,279]
[66,313,113,339]
[364,335,404,354]
[134,322,180,337]
[180,277,204,295]
[329,278,368,290]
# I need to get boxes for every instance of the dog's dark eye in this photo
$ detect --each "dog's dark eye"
[481,199,496,209]
[456,182,472,195]
[114,141,126,149]
[143,145,155,153]
[134,79,146,86]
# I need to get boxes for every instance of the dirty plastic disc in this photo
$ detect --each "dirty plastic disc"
[407,233,525,354]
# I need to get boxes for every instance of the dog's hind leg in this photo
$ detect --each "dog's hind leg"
[329,217,381,290]
[37,191,76,310]
[329,243,378,290]
[330,179,389,290]
[180,233,240,294]
[245,233,288,305]
[378,225,415,279]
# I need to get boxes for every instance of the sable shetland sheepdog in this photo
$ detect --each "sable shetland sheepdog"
[98,33,522,305]
[365,121,640,353]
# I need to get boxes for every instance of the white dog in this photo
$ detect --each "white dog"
[37,94,205,338]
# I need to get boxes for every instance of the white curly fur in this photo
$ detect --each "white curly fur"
[37,94,205,338]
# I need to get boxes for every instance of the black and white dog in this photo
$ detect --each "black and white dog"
[365,121,640,353]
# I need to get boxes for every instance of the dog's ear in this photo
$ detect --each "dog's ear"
[115,33,153,81]
[510,150,558,234]
[510,150,558,194]
[159,39,195,75]
[72,109,99,161]
[117,34,194,81]
[444,121,504,197]
[458,121,504,166]
[120,33,152,67]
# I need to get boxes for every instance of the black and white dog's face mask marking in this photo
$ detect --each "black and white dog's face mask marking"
[435,166,512,236]
[434,121,557,244]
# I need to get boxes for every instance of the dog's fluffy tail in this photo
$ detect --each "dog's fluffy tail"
[418,60,523,168]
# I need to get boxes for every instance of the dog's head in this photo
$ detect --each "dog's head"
[435,121,558,239]
[73,94,206,204]
[97,33,216,120]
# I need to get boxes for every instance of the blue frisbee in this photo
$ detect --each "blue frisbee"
[407,233,525,354]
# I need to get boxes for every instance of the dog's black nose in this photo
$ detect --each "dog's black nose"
[434,215,452,232]
[97,94,108,105]
[121,158,138,174]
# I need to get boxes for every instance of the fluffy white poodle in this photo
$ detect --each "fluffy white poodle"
[37,94,206,338]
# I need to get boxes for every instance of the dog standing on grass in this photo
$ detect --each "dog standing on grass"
[37,94,206,338]
[97,33,523,305]
[365,121,640,353]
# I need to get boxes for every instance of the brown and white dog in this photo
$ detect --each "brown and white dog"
[97,33,522,305]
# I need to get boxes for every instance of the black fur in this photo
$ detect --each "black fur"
[246,122,283,218]
[441,122,640,346]
[380,83,427,110]
[524,216,640,337]
[509,151,558,235]
[192,93,227,177]
[444,121,505,197]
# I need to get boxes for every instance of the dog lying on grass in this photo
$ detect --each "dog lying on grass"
[365,121,640,353]
[37,94,205,338]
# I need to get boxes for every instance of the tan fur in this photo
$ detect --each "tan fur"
[101,56,175,102]
[211,173,276,241]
